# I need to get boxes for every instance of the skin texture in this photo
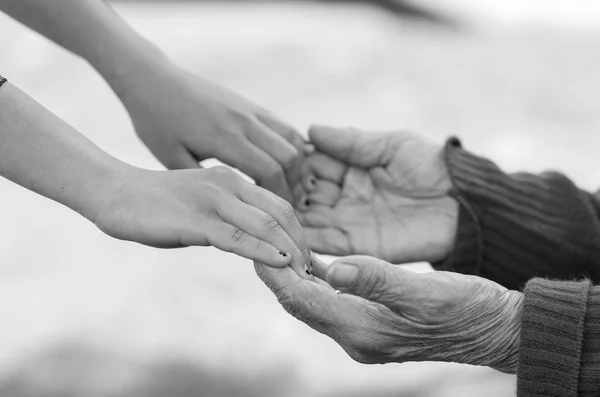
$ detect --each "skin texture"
[256,255,523,373]
[0,0,305,202]
[297,125,458,263]
[0,84,311,278]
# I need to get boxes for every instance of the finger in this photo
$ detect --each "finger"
[207,221,292,267]
[216,195,311,279]
[296,205,335,228]
[163,146,201,170]
[299,161,318,193]
[326,256,418,308]
[303,227,351,257]
[308,180,341,206]
[308,125,391,168]
[254,262,341,331]
[304,152,348,185]
[217,138,293,202]
[256,113,306,153]
[256,114,307,202]
[246,120,301,180]
[304,143,315,156]
[238,183,312,277]
[310,254,330,281]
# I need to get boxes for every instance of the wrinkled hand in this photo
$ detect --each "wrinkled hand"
[256,256,522,372]
[119,63,305,202]
[296,125,458,263]
[92,164,311,278]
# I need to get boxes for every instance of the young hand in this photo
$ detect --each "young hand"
[92,165,312,278]
[119,63,306,202]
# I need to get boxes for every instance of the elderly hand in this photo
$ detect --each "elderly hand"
[296,125,457,263]
[256,256,522,372]
[118,63,305,202]
[92,164,311,278]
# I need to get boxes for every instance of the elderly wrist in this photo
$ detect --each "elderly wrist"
[462,289,523,373]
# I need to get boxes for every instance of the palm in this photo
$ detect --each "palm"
[299,129,457,263]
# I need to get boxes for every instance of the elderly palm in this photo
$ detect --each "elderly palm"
[297,126,458,263]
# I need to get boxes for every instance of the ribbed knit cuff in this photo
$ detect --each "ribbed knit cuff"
[434,137,600,290]
[517,278,595,396]
[431,138,483,276]
[580,284,600,396]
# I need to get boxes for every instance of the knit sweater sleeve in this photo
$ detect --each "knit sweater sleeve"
[432,137,600,290]
[517,278,600,396]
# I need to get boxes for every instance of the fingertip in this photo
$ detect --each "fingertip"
[271,250,293,267]
[304,143,316,156]
[311,254,330,280]
[307,124,330,143]
[304,174,318,191]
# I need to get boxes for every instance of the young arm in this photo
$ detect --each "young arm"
[0,80,311,278]
[0,0,305,202]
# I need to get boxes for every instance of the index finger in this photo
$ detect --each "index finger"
[240,183,312,275]
[216,138,293,202]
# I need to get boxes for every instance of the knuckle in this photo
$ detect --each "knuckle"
[230,228,249,245]
[361,268,387,302]
[279,201,296,222]
[276,289,300,316]
[209,165,238,181]
[263,215,282,234]
[264,163,285,182]
[279,148,299,170]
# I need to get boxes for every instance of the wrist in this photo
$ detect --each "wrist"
[87,30,174,101]
[76,156,137,225]
[468,289,523,373]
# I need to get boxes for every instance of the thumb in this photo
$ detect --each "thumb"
[308,125,391,168]
[326,256,417,308]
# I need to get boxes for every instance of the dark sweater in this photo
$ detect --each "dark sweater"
[435,139,600,396]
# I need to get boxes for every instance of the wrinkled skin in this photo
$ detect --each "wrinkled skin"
[296,126,458,263]
[255,255,522,372]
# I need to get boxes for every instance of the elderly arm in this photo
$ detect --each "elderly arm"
[0,0,305,201]
[435,138,600,289]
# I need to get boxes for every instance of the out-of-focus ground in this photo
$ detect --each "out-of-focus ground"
[1,1,599,396]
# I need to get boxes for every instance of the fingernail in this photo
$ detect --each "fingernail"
[297,194,310,211]
[328,264,358,288]
[304,144,315,155]
[278,251,288,257]
[306,175,317,190]
[304,264,312,275]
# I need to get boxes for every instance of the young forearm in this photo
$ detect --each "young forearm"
[0,0,170,97]
[0,83,126,220]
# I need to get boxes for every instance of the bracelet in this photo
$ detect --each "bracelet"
[0,74,6,88]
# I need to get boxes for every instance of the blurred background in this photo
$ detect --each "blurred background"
[1,0,600,396]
